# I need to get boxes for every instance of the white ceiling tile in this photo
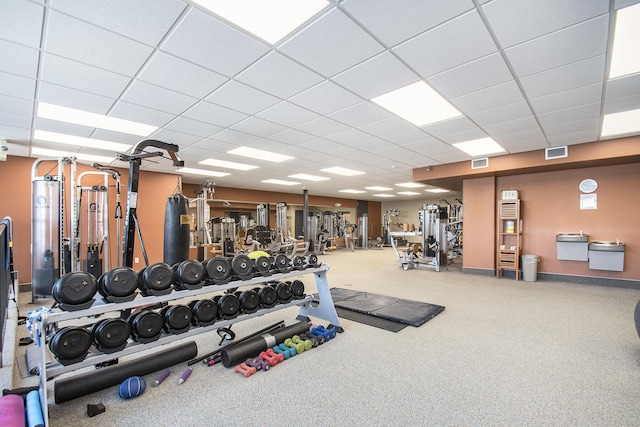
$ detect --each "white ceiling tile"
[0,111,31,129]
[343,0,474,47]
[438,127,489,144]
[161,8,269,77]
[33,117,94,137]
[138,52,227,99]
[190,138,238,154]
[483,116,540,137]
[0,71,35,99]
[427,53,513,99]
[328,102,390,127]
[469,101,533,126]
[52,0,186,46]
[209,129,261,145]
[289,81,361,115]
[109,101,175,126]
[393,10,497,77]
[90,130,142,145]
[543,118,600,136]
[421,116,478,137]
[37,82,114,113]
[164,116,222,138]
[206,80,280,115]
[294,117,351,137]
[530,82,603,114]
[183,101,248,127]
[121,80,197,114]
[331,52,418,99]
[358,116,415,136]
[255,102,321,128]
[6,140,31,155]
[452,81,525,114]
[45,11,154,76]
[616,0,640,8]
[0,40,39,78]
[148,128,202,147]
[0,0,44,47]
[347,137,396,151]
[603,94,640,114]
[280,9,384,78]
[325,128,372,144]
[236,52,323,99]
[384,128,434,144]
[548,128,599,144]
[482,0,609,48]
[230,117,287,138]
[521,55,605,99]
[247,139,295,155]
[0,94,33,116]
[505,15,609,77]
[501,138,549,153]
[41,54,132,99]
[538,103,601,127]
[606,73,640,99]
[269,129,318,145]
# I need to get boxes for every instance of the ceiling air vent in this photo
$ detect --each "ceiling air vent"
[471,157,488,169]
[545,146,567,160]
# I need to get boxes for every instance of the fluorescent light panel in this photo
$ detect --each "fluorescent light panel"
[609,3,640,79]
[396,182,425,188]
[373,194,395,198]
[199,158,258,170]
[37,102,157,136]
[228,146,294,162]
[177,167,230,177]
[371,81,462,126]
[31,147,115,163]
[365,186,392,191]
[33,130,132,152]
[261,179,300,186]
[288,173,329,181]
[339,189,366,194]
[321,166,365,176]
[397,191,420,195]
[601,108,640,137]
[426,189,449,193]
[191,0,329,44]
[453,137,506,157]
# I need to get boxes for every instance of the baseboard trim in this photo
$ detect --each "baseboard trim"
[462,268,640,289]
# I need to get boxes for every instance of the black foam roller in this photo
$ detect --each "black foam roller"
[163,193,190,266]
[220,322,309,367]
[54,341,197,403]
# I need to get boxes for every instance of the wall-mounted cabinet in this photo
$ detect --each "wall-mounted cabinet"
[497,200,522,280]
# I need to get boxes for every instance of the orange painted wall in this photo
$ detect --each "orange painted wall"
[496,163,640,281]
[462,176,496,271]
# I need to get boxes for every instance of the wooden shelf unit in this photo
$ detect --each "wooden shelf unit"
[497,199,522,280]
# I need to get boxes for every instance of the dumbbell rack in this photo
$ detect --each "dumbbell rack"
[30,264,341,427]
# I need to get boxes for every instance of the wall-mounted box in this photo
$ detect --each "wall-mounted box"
[588,241,625,272]
[556,233,589,261]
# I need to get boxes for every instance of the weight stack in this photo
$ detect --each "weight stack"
[220,322,310,367]
[163,193,190,267]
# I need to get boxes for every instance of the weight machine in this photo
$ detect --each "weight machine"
[387,204,449,272]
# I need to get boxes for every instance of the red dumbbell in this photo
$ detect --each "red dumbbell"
[234,362,257,377]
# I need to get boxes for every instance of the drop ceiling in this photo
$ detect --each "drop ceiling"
[1,0,639,200]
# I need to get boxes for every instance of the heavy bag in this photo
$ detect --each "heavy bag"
[163,193,190,267]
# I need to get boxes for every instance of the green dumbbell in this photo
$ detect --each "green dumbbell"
[284,337,305,354]
[292,335,313,351]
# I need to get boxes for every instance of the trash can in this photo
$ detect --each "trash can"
[522,255,539,282]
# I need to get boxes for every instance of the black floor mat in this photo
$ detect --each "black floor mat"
[335,307,407,332]
[330,288,445,327]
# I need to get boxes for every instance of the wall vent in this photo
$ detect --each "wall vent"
[545,146,567,160]
[471,157,488,169]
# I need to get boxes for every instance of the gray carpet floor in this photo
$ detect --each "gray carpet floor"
[6,248,640,426]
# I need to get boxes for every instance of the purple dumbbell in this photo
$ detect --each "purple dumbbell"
[246,357,270,371]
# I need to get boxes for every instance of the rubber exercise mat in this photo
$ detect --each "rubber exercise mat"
[330,288,445,328]
[334,307,407,332]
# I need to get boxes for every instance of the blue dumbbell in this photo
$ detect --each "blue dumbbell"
[312,325,336,341]
[278,343,297,358]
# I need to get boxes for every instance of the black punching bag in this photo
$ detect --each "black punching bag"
[164,193,190,266]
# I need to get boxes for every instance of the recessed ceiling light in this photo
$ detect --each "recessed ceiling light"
[31,147,115,163]
[426,188,450,193]
[321,167,365,176]
[339,189,366,194]
[177,167,230,177]
[373,194,396,198]
[198,158,258,170]
[371,81,462,126]
[37,102,157,136]
[397,191,420,196]
[601,108,640,137]
[288,173,330,181]
[190,0,329,44]
[261,179,300,186]
[453,137,506,157]
[609,3,640,79]
[365,186,393,191]
[33,130,132,152]
[396,182,425,188]
[228,146,294,162]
